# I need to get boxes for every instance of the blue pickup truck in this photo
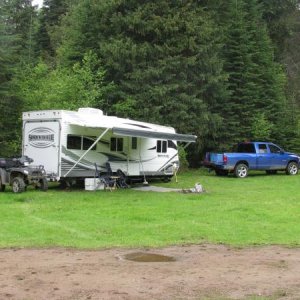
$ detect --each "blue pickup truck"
[203,142,299,178]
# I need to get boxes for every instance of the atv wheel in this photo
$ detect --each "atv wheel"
[39,178,48,191]
[12,177,26,193]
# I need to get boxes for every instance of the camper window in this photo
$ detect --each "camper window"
[111,137,123,152]
[168,140,177,150]
[132,137,137,150]
[83,137,96,150]
[157,140,167,153]
[67,135,81,150]
[67,135,96,151]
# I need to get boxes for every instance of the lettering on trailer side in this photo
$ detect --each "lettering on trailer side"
[28,127,55,148]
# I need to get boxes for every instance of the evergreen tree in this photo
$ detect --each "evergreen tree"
[214,0,287,149]
[35,0,69,57]
[58,0,228,163]
[0,0,31,155]
[259,0,299,58]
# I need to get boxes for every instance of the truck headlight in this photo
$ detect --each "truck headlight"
[23,170,29,175]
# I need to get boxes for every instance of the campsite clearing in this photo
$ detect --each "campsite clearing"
[1,170,300,299]
[0,169,300,248]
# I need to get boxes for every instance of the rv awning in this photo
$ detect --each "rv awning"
[112,127,197,143]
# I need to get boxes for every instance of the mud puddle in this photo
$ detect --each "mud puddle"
[124,252,176,262]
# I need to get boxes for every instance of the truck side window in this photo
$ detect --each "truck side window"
[258,144,268,154]
[157,140,167,153]
[269,144,281,154]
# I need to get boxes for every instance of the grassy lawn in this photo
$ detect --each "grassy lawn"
[0,169,300,248]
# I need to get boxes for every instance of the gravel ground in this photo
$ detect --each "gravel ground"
[1,244,300,299]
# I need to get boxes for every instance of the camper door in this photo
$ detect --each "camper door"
[23,121,60,176]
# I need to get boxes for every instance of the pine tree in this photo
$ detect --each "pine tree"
[0,0,30,155]
[58,0,228,162]
[0,0,40,156]
[259,0,299,58]
[214,0,287,149]
[35,0,69,57]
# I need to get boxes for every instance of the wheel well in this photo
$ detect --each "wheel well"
[10,172,23,179]
[287,160,298,166]
[235,161,249,168]
[10,172,24,178]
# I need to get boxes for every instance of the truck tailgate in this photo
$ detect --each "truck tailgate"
[207,153,224,164]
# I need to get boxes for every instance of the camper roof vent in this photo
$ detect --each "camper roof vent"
[78,108,103,117]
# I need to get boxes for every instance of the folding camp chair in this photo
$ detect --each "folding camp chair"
[105,162,113,176]
[95,163,115,191]
[116,169,129,188]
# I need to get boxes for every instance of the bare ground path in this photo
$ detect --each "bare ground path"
[1,244,300,300]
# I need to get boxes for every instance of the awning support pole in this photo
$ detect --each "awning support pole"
[157,142,191,172]
[64,128,110,177]
[139,154,148,185]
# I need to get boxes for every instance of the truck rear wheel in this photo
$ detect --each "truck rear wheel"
[286,162,298,175]
[234,163,248,178]
[12,177,26,193]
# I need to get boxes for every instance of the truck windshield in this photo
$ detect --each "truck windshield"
[237,143,255,153]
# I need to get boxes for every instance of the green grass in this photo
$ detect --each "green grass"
[0,169,300,248]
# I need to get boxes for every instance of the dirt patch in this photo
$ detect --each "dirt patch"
[0,244,300,299]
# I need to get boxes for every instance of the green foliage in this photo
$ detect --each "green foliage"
[35,0,70,58]
[178,145,189,170]
[58,0,228,158]
[113,97,137,118]
[212,0,288,150]
[259,0,299,58]
[1,0,300,161]
[0,0,35,156]
[15,51,113,111]
[251,113,273,141]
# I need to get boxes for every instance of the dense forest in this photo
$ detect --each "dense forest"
[1,0,300,166]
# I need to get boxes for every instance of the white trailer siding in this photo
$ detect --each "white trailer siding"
[22,108,196,181]
[23,120,61,178]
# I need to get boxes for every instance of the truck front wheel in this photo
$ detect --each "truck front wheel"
[234,163,248,178]
[286,162,298,175]
[12,177,26,193]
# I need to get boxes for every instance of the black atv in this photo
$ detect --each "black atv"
[0,156,48,193]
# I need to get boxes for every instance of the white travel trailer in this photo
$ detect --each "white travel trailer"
[22,108,196,183]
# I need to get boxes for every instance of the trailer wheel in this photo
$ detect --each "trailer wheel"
[286,161,298,175]
[234,163,248,178]
[0,179,5,192]
[39,178,48,191]
[12,177,26,193]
